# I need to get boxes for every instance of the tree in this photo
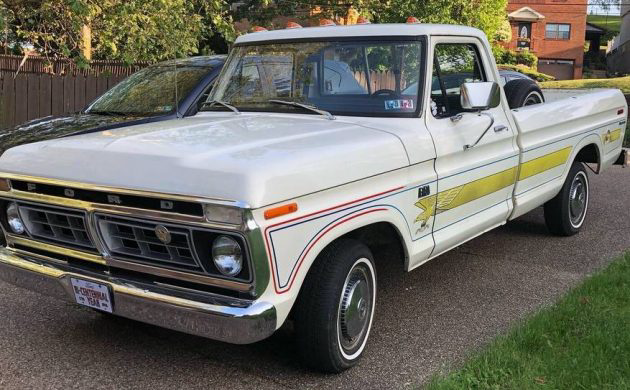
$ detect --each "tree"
[0,0,236,64]
[370,0,509,44]
[228,0,372,28]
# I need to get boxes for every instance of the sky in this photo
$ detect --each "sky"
[588,3,621,15]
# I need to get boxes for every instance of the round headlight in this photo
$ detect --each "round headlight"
[6,203,25,235]
[211,235,243,277]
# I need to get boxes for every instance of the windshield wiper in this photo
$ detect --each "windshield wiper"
[86,110,131,116]
[200,100,240,115]
[267,100,335,120]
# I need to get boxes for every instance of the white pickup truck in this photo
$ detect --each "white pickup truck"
[0,24,627,373]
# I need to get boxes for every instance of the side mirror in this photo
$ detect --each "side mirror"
[460,81,501,111]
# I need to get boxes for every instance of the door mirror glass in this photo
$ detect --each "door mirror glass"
[460,82,500,111]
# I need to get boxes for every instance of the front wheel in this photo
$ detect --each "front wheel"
[294,239,376,373]
[544,161,589,236]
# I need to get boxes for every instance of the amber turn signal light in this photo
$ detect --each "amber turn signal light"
[0,178,10,192]
[264,203,298,220]
[319,19,336,27]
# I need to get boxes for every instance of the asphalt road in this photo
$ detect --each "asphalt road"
[1,166,628,390]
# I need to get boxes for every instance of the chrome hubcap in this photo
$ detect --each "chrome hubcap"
[569,173,587,226]
[338,264,373,352]
[524,92,542,106]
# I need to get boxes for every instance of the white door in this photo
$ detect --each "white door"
[424,37,520,257]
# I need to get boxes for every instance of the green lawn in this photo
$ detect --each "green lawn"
[540,76,630,94]
[427,252,630,389]
[587,14,621,34]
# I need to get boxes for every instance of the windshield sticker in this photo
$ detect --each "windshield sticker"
[384,99,414,111]
[156,105,173,112]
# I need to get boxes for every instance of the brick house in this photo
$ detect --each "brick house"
[503,0,587,80]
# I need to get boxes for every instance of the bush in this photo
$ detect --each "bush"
[515,51,537,67]
[498,64,555,82]
[492,45,538,68]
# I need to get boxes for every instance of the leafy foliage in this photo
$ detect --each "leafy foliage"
[370,0,509,44]
[0,0,510,64]
[0,0,235,63]
[493,46,538,68]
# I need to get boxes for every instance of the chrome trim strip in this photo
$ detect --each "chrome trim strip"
[106,257,253,293]
[0,172,248,207]
[0,249,277,344]
[7,234,107,265]
[4,236,253,292]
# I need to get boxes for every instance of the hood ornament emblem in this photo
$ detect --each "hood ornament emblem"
[155,225,172,244]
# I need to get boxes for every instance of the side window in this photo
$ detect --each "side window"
[431,43,486,118]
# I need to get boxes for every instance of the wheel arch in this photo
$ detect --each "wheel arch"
[296,211,410,286]
[572,140,602,174]
[281,210,410,323]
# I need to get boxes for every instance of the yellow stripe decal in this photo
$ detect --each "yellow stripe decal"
[414,146,573,225]
[415,167,517,225]
[603,128,622,144]
[436,167,518,212]
[518,146,572,181]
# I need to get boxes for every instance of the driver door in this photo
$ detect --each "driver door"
[425,37,519,257]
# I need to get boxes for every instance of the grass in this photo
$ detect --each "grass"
[587,14,621,34]
[540,76,630,94]
[427,252,630,389]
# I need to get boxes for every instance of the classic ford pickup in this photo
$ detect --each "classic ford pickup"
[0,24,627,373]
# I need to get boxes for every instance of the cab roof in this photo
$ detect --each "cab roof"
[235,24,486,45]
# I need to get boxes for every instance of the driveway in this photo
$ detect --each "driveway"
[1,166,628,389]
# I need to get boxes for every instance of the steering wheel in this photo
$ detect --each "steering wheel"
[371,89,397,97]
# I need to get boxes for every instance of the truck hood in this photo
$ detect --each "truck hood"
[0,113,150,156]
[0,113,410,208]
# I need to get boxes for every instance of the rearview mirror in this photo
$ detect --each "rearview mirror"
[460,82,501,111]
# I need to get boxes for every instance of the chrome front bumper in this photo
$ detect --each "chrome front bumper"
[0,247,277,344]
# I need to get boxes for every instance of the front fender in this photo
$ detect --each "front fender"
[260,204,412,327]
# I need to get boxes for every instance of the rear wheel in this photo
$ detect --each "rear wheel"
[504,79,545,109]
[294,239,376,373]
[544,161,589,236]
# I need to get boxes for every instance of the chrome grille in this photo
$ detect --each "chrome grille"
[96,215,201,270]
[18,203,96,251]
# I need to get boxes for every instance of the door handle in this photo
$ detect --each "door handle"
[494,125,508,133]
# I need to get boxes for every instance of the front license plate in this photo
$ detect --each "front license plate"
[70,278,113,313]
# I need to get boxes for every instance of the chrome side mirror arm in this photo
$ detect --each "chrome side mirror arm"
[463,111,495,151]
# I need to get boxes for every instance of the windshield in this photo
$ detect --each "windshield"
[86,65,212,116]
[207,40,424,117]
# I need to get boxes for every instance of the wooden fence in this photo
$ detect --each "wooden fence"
[0,54,148,129]
[0,72,128,129]
[353,70,409,92]
[0,54,148,76]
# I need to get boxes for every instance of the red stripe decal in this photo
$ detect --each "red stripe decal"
[263,186,403,294]
[267,207,388,294]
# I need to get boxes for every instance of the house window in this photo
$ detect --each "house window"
[545,24,571,39]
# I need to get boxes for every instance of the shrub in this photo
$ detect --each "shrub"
[492,46,538,68]
[515,51,537,67]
